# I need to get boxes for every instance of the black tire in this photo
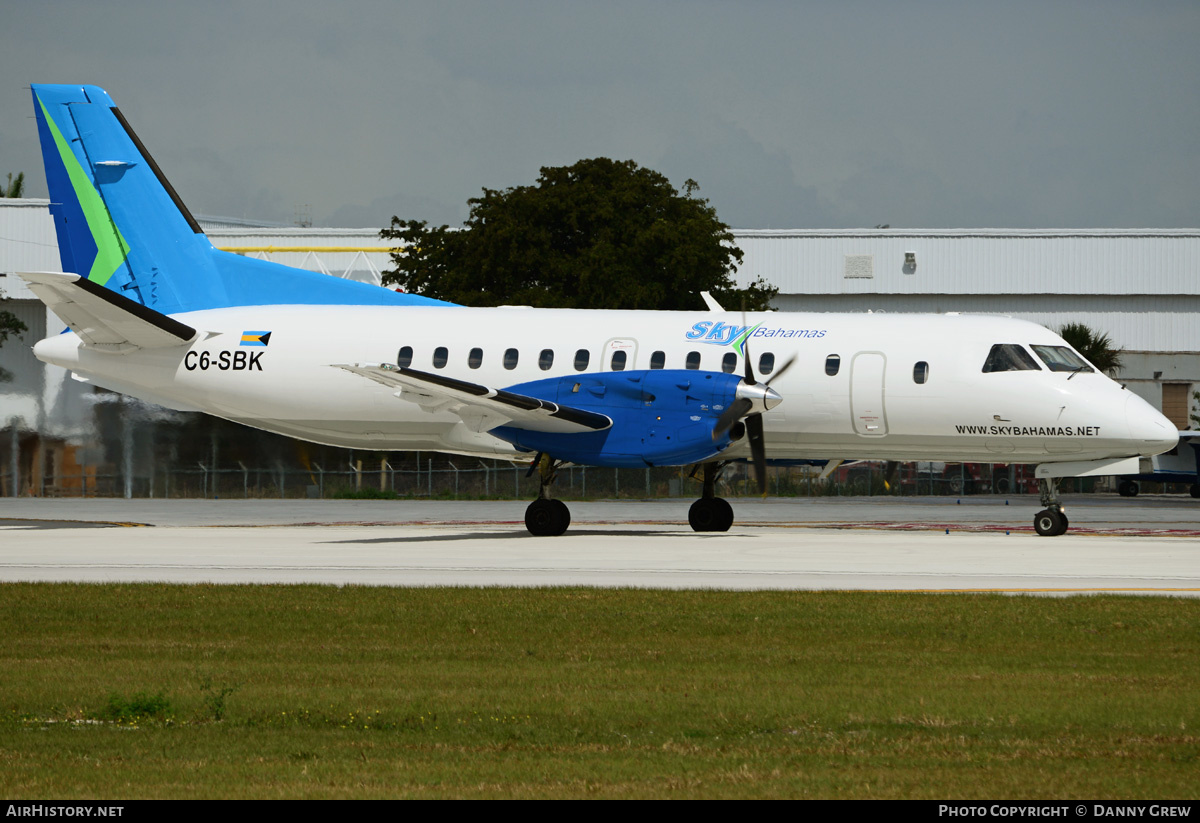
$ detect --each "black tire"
[713,497,734,532]
[1190,484,1200,500]
[1118,480,1139,498]
[688,498,723,532]
[994,476,1010,495]
[548,498,571,534]
[526,498,570,536]
[1034,508,1067,537]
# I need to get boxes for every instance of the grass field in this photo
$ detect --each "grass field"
[1,584,1197,799]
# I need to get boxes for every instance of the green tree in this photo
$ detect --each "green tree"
[1,172,24,198]
[1058,322,1124,376]
[380,158,776,310]
[0,290,28,383]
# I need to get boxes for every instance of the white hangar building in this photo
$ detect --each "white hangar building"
[2,199,1198,442]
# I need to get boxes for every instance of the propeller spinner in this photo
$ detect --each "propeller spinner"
[711,338,795,495]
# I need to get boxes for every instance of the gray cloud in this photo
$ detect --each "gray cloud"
[3,1,1197,229]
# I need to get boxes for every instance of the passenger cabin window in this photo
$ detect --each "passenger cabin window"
[610,350,627,371]
[574,349,590,371]
[1030,345,1094,374]
[913,361,929,384]
[397,346,413,368]
[759,352,775,375]
[982,344,1041,373]
[649,350,666,370]
[721,352,737,373]
[504,348,519,370]
[539,349,554,370]
[825,354,840,376]
[468,347,483,369]
[432,346,448,369]
[685,351,701,370]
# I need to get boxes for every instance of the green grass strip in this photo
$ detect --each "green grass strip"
[1,584,1197,798]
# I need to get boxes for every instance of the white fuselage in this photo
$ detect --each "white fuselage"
[34,305,1178,466]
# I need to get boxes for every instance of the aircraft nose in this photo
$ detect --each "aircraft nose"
[1125,392,1178,456]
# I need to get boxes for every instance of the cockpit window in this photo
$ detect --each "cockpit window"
[1030,345,1094,374]
[982,344,1041,373]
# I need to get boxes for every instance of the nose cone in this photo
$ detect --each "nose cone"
[1125,393,1178,456]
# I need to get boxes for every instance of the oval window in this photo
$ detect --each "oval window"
[574,349,590,371]
[539,349,554,370]
[913,361,929,384]
[504,348,519,370]
[685,351,701,370]
[721,352,737,373]
[432,346,448,369]
[611,350,627,371]
[468,347,483,369]
[825,354,841,376]
[397,346,413,368]
[649,350,666,370]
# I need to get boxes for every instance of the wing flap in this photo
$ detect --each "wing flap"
[18,271,197,352]
[336,363,612,434]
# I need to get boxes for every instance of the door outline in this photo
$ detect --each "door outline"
[603,337,639,371]
[850,351,888,436]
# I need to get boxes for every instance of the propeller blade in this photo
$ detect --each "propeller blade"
[712,397,753,440]
[747,413,767,495]
[766,354,797,385]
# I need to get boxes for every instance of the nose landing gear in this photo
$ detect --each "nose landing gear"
[1034,478,1069,536]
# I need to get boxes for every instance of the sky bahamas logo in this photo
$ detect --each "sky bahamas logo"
[686,321,827,356]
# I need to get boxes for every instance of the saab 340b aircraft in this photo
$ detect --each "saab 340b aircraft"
[19,84,1178,536]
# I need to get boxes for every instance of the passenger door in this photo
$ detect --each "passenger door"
[851,352,888,436]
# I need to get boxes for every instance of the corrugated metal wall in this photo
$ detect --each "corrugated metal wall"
[0,200,59,300]
[734,229,1200,296]
[772,294,1200,351]
[206,227,392,284]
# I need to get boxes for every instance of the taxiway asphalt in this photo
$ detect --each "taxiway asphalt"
[2,495,1198,594]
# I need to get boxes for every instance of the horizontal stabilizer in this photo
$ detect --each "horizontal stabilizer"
[335,362,612,434]
[18,271,197,353]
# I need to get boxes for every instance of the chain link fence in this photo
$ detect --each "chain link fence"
[1,457,1131,500]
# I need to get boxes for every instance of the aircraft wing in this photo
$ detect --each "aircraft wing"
[335,362,613,435]
[18,271,197,352]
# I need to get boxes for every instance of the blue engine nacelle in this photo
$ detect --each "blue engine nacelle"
[491,369,748,468]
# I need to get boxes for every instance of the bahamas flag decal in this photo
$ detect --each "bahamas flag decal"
[240,331,272,347]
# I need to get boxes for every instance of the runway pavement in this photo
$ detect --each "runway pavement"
[2,495,1198,594]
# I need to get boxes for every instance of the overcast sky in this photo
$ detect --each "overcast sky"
[3,1,1198,230]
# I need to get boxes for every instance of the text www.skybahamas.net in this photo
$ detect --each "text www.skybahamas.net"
[955,425,1102,436]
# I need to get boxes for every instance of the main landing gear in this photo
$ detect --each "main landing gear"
[1034,477,1069,537]
[688,461,734,532]
[1117,479,1140,497]
[524,454,570,537]
[522,457,737,536]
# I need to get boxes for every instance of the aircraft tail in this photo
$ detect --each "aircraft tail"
[31,84,448,314]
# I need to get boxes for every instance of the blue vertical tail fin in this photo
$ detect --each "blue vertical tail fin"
[31,84,450,313]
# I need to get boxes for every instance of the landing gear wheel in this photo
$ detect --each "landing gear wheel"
[526,498,570,536]
[1118,480,1139,497]
[1034,508,1068,537]
[689,497,733,532]
[1190,484,1200,499]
